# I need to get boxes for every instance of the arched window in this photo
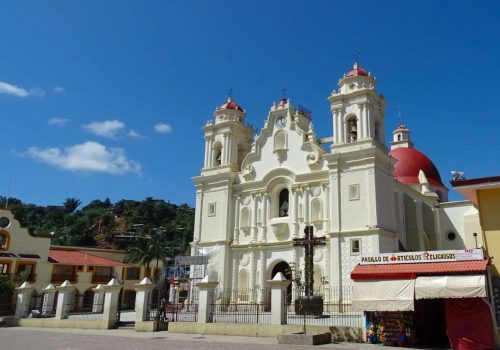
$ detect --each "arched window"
[347,117,357,143]
[0,230,10,251]
[213,143,222,167]
[278,189,289,217]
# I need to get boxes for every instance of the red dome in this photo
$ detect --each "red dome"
[346,63,368,77]
[278,98,288,106]
[389,147,445,187]
[217,97,243,112]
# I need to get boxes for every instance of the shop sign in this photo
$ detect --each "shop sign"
[360,248,483,265]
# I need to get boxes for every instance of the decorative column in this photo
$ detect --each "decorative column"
[134,277,154,324]
[367,106,374,139]
[249,250,256,302]
[197,276,218,323]
[15,282,33,318]
[333,108,343,144]
[333,109,339,144]
[41,284,57,316]
[343,117,348,144]
[257,250,266,304]
[292,189,299,238]
[268,272,291,325]
[92,284,105,313]
[304,187,311,225]
[203,135,211,168]
[251,195,258,243]
[359,103,367,140]
[324,185,331,232]
[231,252,239,302]
[102,278,122,328]
[55,280,75,320]
[194,189,204,243]
[233,196,241,244]
[259,193,268,242]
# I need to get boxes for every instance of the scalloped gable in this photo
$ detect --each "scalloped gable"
[239,101,327,183]
[0,209,51,261]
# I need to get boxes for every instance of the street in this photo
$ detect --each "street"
[0,327,435,350]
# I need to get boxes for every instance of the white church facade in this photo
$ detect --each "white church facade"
[190,63,482,301]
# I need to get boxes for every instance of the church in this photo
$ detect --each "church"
[190,62,481,300]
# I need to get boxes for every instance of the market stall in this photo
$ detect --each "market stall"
[351,249,494,348]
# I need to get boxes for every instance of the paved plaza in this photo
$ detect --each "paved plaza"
[0,327,435,350]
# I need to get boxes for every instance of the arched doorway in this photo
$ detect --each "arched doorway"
[271,261,292,304]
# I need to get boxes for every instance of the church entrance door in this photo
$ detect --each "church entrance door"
[271,261,292,304]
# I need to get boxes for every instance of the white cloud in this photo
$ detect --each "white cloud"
[27,141,141,175]
[127,130,145,139]
[48,117,69,126]
[53,86,66,94]
[83,120,125,138]
[154,123,172,134]
[0,81,45,97]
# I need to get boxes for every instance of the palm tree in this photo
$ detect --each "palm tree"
[124,229,175,281]
[63,198,81,213]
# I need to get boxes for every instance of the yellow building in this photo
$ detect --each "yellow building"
[0,209,163,314]
[452,175,500,326]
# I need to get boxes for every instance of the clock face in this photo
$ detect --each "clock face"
[275,116,287,129]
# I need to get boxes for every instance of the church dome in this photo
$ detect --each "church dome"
[345,62,369,77]
[217,97,244,112]
[389,147,444,187]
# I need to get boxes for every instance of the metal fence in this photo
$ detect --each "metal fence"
[211,302,269,324]
[205,286,362,327]
[147,286,198,323]
[67,291,104,321]
[285,286,363,328]
[209,287,271,324]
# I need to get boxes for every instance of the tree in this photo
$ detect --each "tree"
[63,197,81,213]
[0,274,14,301]
[124,229,178,281]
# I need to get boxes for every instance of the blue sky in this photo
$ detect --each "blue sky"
[1,1,499,207]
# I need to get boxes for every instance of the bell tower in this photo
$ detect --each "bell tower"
[328,62,386,149]
[201,97,254,173]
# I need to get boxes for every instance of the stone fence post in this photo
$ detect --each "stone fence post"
[102,278,122,328]
[92,284,105,313]
[41,284,57,316]
[134,277,154,323]
[197,276,218,323]
[15,282,34,318]
[55,280,76,320]
[268,272,291,325]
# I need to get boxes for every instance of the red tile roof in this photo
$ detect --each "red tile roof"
[351,259,488,280]
[49,249,130,267]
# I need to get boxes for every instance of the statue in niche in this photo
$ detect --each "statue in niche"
[279,200,289,217]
